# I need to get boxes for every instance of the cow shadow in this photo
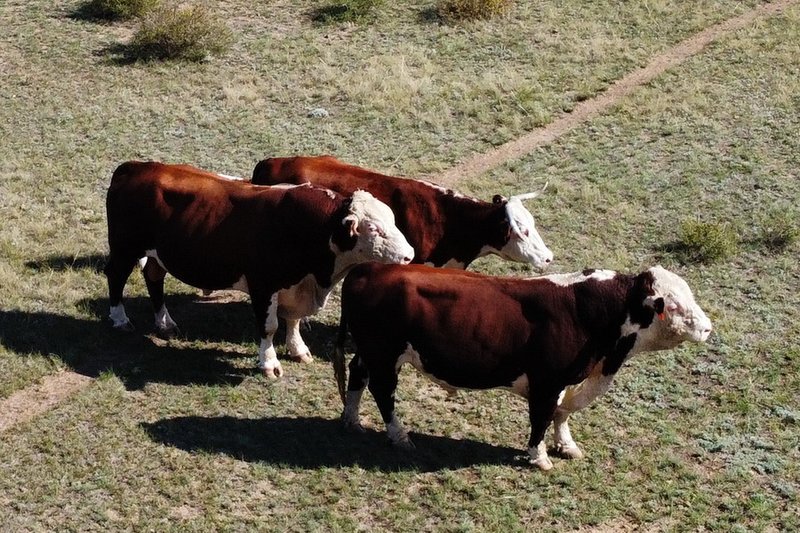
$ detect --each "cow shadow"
[25,253,107,273]
[141,415,525,472]
[0,307,252,390]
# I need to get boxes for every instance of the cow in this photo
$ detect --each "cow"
[252,156,553,270]
[251,155,554,363]
[104,161,414,378]
[333,263,712,470]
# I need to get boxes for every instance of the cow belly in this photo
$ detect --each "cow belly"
[145,249,243,290]
[277,274,331,319]
[397,343,524,394]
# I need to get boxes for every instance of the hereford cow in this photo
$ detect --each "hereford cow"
[252,155,554,362]
[105,161,414,378]
[252,155,553,269]
[334,263,712,470]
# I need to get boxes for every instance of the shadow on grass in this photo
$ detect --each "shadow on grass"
[25,253,107,273]
[142,415,524,472]
[0,293,340,389]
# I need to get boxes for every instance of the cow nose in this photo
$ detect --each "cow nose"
[403,255,413,264]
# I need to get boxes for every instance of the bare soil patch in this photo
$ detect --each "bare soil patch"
[0,371,93,433]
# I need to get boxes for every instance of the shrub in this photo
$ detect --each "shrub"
[128,2,233,62]
[81,0,159,20]
[757,209,798,251]
[437,0,513,22]
[311,0,384,24]
[676,219,738,263]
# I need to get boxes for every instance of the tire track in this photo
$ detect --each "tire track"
[436,0,795,187]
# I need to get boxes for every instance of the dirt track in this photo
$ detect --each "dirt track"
[1,0,794,434]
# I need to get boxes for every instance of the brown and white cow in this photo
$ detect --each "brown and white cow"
[334,263,712,470]
[252,155,553,362]
[104,161,413,378]
[252,156,553,269]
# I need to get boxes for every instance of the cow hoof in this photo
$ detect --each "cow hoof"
[343,421,366,433]
[112,320,135,332]
[555,444,584,460]
[260,364,284,379]
[530,456,554,471]
[290,352,313,364]
[156,326,181,340]
[393,438,416,451]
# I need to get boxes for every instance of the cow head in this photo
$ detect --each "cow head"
[630,266,713,351]
[331,190,414,269]
[488,188,553,272]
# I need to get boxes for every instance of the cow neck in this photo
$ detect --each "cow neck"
[428,193,495,267]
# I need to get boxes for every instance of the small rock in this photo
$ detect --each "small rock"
[308,107,330,118]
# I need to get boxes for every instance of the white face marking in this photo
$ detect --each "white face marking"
[331,191,414,276]
[495,199,553,271]
[637,266,713,349]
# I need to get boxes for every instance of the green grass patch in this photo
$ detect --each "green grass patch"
[311,0,384,24]
[75,0,160,20]
[674,219,739,263]
[127,2,233,61]
[437,0,513,22]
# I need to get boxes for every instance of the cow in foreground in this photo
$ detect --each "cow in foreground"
[252,155,553,362]
[105,161,414,378]
[334,263,712,470]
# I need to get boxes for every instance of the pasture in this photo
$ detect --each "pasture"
[1,0,798,530]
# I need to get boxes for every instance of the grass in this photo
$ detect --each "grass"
[1,0,798,531]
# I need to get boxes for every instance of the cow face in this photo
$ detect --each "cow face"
[635,266,713,350]
[334,190,414,266]
[490,195,553,272]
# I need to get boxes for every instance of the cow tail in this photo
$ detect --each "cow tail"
[333,306,348,406]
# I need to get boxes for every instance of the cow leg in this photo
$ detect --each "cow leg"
[252,288,282,378]
[369,364,413,449]
[285,318,313,363]
[552,373,614,459]
[141,257,180,338]
[342,354,369,432]
[526,389,562,471]
[104,254,138,331]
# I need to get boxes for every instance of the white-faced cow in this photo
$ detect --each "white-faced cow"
[251,155,553,363]
[104,161,414,378]
[334,263,712,470]
[252,155,553,269]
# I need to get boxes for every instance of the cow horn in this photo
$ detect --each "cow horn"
[510,181,548,202]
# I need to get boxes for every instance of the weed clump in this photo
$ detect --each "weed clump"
[676,219,738,263]
[437,0,513,22]
[757,209,798,251]
[312,0,384,24]
[128,2,233,61]
[82,0,159,20]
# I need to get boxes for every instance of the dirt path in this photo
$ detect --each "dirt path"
[0,0,794,435]
[0,371,93,433]
[436,0,795,187]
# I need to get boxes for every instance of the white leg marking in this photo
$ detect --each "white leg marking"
[529,440,553,471]
[109,304,133,330]
[342,390,365,432]
[386,414,414,450]
[551,365,614,459]
[285,318,312,363]
[257,294,282,378]
[154,304,179,337]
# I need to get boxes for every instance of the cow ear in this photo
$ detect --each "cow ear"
[644,296,665,315]
[342,213,359,237]
[493,194,507,205]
